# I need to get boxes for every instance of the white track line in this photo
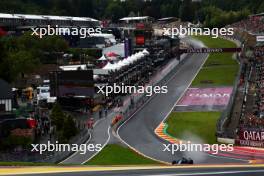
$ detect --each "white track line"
[156,41,248,163]
[160,54,209,124]
[81,126,111,164]
[116,92,168,164]
[116,51,208,164]
[144,169,264,176]
[59,132,92,164]
[59,116,108,164]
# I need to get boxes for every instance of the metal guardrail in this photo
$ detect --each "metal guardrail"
[0,129,90,163]
[216,38,243,137]
[113,54,187,130]
[216,60,242,137]
[45,129,90,163]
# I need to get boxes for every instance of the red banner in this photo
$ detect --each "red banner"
[236,128,264,148]
[136,36,145,45]
[0,27,7,36]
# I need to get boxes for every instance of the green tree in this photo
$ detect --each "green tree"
[104,1,125,22]
[50,104,65,131]
[0,34,40,82]
[39,35,68,53]
[61,115,78,142]
[8,50,38,78]
[1,136,32,150]
[257,1,264,13]
[179,0,195,22]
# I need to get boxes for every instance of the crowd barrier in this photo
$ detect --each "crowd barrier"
[216,37,243,138]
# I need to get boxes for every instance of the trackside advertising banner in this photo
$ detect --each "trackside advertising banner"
[236,128,264,148]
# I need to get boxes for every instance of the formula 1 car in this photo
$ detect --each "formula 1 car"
[172,157,194,165]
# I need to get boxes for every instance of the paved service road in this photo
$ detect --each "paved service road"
[60,43,127,164]
[117,38,247,164]
[60,112,114,164]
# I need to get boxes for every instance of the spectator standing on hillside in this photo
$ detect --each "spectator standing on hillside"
[99,109,102,119]
[104,108,108,118]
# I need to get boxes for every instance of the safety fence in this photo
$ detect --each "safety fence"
[216,38,243,138]
[113,54,188,130]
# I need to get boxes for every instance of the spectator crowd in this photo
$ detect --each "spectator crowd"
[228,15,264,35]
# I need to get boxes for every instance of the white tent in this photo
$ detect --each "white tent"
[127,56,135,64]
[134,52,142,60]
[59,64,87,71]
[143,49,150,55]
[117,60,126,67]
[122,58,130,65]
[113,63,121,70]
[103,62,116,70]
[98,55,107,61]
[93,75,99,80]
[101,51,147,71]
[138,52,145,58]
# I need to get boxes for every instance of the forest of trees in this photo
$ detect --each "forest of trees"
[0,0,263,83]
[0,33,68,83]
[0,0,263,24]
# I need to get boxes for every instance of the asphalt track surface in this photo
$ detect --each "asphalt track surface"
[117,38,247,164]
[2,39,260,176]
[60,44,125,164]
[4,166,264,176]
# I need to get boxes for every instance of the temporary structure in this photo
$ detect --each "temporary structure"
[98,54,107,61]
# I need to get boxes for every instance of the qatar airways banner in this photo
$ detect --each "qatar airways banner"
[178,87,233,106]
[236,128,264,148]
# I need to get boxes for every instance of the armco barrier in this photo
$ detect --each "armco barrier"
[40,129,91,163]
[112,53,188,131]
[216,37,242,138]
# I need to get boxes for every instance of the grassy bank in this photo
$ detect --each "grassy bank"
[192,36,239,87]
[86,144,159,165]
[165,112,221,144]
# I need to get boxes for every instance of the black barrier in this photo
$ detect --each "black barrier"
[216,39,242,138]
[112,53,188,132]
[180,47,242,54]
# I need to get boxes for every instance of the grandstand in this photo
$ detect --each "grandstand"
[220,15,264,146]
[0,13,100,28]
[227,13,264,35]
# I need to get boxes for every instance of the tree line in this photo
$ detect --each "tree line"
[0,0,263,24]
[0,33,68,83]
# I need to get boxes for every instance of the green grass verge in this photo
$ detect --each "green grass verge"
[191,65,238,86]
[192,36,238,87]
[193,35,236,48]
[165,112,221,144]
[85,144,160,165]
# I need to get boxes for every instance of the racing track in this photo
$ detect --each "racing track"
[117,38,247,164]
[4,166,264,176]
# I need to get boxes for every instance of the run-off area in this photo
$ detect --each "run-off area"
[165,36,238,145]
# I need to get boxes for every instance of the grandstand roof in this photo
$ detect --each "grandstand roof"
[119,16,153,21]
[158,17,177,21]
[0,13,20,19]
[0,13,99,22]
[16,14,45,20]
[250,12,264,17]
